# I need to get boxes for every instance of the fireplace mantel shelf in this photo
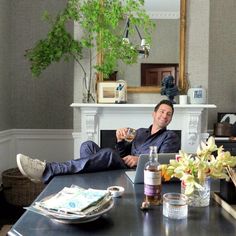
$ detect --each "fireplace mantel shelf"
[71,103,216,109]
[71,103,216,156]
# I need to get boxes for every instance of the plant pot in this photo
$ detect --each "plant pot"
[108,71,118,81]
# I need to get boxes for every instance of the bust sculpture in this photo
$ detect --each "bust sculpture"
[161,75,179,104]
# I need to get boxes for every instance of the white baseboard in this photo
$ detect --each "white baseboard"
[0,129,74,183]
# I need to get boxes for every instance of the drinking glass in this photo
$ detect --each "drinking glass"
[125,128,136,142]
[163,193,188,219]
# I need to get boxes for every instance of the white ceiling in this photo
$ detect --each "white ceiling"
[144,0,180,19]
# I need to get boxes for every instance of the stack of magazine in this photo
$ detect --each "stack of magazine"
[26,185,114,223]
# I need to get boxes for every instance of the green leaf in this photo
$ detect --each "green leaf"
[25,0,155,78]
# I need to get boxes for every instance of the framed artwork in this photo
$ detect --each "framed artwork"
[217,113,236,124]
[97,81,127,103]
[217,112,236,136]
[97,81,117,103]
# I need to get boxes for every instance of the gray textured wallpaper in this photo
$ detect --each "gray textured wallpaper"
[0,0,73,130]
[186,0,236,129]
[0,0,11,130]
[208,0,236,128]
[1,0,236,132]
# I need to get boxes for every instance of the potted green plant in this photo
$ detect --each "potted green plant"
[25,0,155,102]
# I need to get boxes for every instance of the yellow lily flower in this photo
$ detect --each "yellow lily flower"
[163,137,236,195]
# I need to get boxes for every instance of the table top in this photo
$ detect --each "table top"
[8,170,236,236]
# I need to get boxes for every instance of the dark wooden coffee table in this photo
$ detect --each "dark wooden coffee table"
[7,170,236,236]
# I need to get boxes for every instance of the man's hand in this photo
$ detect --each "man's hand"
[123,155,139,168]
[116,128,128,142]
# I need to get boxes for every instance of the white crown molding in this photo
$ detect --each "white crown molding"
[74,11,180,24]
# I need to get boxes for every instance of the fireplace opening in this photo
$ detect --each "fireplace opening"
[100,130,117,149]
[100,130,181,149]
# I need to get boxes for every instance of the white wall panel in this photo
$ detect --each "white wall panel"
[0,129,74,183]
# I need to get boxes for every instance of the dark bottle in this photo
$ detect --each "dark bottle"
[144,146,162,205]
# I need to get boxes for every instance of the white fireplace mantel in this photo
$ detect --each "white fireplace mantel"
[71,103,216,157]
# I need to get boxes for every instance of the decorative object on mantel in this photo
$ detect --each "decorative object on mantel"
[160,75,179,104]
[187,86,206,104]
[24,0,154,103]
[97,80,127,104]
[179,95,188,105]
[115,80,127,104]
[83,74,96,103]
[161,136,236,207]
[97,81,117,104]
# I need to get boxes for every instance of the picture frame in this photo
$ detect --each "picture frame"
[97,80,127,103]
[97,81,118,103]
[217,112,236,136]
[217,112,236,124]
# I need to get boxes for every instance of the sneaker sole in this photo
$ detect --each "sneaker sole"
[29,178,41,183]
[16,154,28,178]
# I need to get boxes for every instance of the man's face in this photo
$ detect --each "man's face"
[152,104,173,129]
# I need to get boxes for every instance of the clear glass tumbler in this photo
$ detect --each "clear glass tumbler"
[163,193,188,219]
[125,128,136,142]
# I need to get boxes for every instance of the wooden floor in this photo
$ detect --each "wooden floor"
[0,225,12,236]
[0,190,25,234]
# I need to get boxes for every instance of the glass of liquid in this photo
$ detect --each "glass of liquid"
[125,128,136,142]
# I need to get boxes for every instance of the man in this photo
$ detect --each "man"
[17,99,180,184]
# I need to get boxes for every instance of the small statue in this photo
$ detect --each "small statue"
[161,75,179,104]
[115,80,127,104]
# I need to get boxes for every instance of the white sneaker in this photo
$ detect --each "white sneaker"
[16,154,46,183]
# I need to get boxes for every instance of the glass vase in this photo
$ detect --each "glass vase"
[181,177,211,207]
[83,89,95,103]
[82,76,96,103]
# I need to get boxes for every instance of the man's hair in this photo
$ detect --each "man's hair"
[154,99,174,113]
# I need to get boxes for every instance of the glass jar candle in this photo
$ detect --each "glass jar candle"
[163,193,188,219]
